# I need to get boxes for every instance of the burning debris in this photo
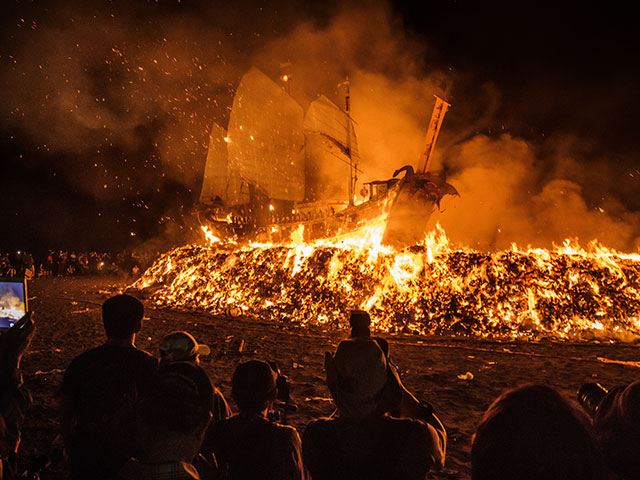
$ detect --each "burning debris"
[133,224,640,342]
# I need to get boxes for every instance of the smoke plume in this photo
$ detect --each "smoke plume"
[1,0,638,251]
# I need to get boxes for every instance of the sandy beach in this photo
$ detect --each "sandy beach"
[18,275,640,479]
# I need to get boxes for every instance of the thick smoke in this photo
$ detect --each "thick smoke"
[1,0,638,251]
[431,134,640,251]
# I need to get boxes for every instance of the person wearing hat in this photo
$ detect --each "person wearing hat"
[158,331,231,424]
[201,360,306,480]
[302,337,446,480]
[347,309,426,419]
[60,294,159,480]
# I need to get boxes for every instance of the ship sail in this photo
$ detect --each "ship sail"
[303,95,360,202]
[199,122,229,203]
[226,67,305,203]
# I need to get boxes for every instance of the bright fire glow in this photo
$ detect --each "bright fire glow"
[201,225,221,244]
[133,224,640,342]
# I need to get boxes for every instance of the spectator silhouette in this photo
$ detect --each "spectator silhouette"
[348,309,390,353]
[0,313,35,480]
[159,331,231,423]
[114,361,217,480]
[60,294,158,480]
[303,337,446,480]
[472,384,605,480]
[349,310,373,338]
[202,360,306,480]
[590,381,640,479]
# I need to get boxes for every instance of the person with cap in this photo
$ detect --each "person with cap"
[60,294,159,480]
[159,331,231,424]
[114,361,218,480]
[302,337,446,480]
[201,360,306,480]
[159,331,212,364]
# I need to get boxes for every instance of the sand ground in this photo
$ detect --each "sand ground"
[17,276,640,479]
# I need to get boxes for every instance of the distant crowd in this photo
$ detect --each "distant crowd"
[1,303,638,480]
[0,250,158,279]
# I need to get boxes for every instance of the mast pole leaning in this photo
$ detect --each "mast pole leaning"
[418,95,451,174]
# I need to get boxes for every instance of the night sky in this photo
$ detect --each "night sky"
[1,0,638,254]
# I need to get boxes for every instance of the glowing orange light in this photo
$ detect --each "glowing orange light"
[133,224,640,342]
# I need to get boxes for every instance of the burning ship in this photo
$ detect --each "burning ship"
[197,67,458,247]
[134,68,640,342]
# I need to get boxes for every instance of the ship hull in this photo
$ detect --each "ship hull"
[382,184,436,247]
[197,173,447,248]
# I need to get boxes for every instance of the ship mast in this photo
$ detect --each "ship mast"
[417,95,450,173]
[343,77,355,206]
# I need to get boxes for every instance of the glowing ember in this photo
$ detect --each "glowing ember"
[133,225,640,342]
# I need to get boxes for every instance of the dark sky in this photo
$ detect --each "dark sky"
[1,0,638,254]
[400,1,639,153]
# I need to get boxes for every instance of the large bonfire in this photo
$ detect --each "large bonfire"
[133,222,640,343]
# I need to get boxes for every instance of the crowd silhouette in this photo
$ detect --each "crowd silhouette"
[0,299,638,479]
[0,250,157,279]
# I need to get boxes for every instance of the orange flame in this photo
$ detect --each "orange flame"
[133,224,640,342]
